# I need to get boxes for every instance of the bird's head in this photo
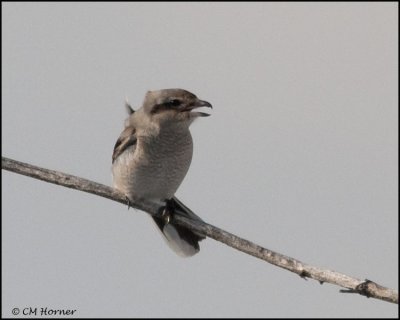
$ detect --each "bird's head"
[142,89,212,126]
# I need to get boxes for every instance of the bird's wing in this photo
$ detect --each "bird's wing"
[112,126,137,163]
[124,98,135,115]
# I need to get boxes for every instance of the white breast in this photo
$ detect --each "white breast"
[112,126,193,203]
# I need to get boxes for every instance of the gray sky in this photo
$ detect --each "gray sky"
[2,2,398,318]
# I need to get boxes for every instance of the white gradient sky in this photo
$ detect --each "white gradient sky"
[2,2,398,318]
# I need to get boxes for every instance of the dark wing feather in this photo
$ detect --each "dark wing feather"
[125,101,135,115]
[112,126,137,163]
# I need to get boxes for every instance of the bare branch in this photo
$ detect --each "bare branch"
[2,156,398,304]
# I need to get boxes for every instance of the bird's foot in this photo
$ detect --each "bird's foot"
[158,199,175,224]
[125,196,132,210]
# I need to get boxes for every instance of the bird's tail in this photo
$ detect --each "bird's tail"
[151,197,205,257]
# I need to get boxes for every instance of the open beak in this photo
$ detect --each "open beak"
[184,99,213,117]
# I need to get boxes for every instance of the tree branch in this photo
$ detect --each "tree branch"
[2,156,398,304]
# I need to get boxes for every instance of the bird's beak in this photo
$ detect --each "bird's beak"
[195,100,213,109]
[183,99,213,117]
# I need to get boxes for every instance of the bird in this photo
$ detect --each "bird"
[111,89,212,257]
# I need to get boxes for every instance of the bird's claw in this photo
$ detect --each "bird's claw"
[160,199,176,224]
[125,196,132,210]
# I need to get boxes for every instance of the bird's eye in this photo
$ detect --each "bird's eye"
[166,99,181,107]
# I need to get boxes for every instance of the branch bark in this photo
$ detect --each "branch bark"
[2,156,398,305]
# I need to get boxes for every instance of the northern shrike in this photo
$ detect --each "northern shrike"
[112,89,212,257]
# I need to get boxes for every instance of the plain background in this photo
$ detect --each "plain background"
[2,2,398,318]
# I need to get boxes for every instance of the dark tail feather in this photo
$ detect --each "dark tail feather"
[152,197,205,257]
